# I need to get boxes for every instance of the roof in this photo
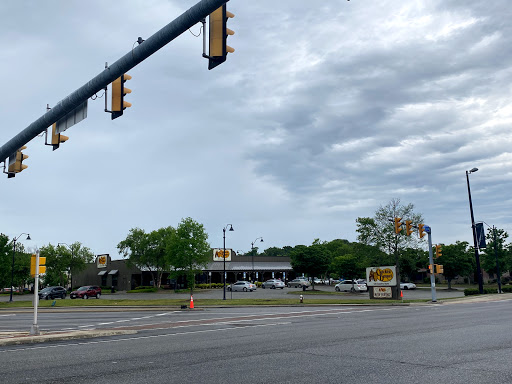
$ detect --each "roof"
[206,261,292,271]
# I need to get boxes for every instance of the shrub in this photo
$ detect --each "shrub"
[501,286,512,293]
[464,288,498,296]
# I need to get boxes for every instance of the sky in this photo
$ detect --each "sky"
[1,0,512,259]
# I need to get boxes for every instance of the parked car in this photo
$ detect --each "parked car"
[70,285,101,299]
[335,280,368,293]
[38,286,66,300]
[227,281,257,292]
[287,279,311,288]
[400,282,417,290]
[262,279,285,289]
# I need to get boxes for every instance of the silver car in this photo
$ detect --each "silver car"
[287,279,311,288]
[227,281,257,292]
[262,279,285,289]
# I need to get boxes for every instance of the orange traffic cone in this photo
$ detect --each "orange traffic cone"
[190,295,194,309]
[400,290,403,299]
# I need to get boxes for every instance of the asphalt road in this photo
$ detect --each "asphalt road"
[1,300,511,383]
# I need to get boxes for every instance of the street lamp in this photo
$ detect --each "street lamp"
[251,237,264,282]
[466,167,484,294]
[10,233,31,302]
[58,243,73,290]
[223,224,234,300]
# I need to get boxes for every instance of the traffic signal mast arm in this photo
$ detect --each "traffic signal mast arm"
[0,0,231,164]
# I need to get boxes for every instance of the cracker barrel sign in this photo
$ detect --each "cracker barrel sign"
[213,248,232,261]
[366,266,397,286]
[97,254,108,268]
[366,266,397,299]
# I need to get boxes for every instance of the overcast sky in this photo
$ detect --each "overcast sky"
[1,0,511,259]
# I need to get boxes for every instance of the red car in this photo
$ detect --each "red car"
[70,285,101,299]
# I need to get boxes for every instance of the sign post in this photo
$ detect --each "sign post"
[425,225,437,302]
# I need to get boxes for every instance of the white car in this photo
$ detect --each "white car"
[227,281,257,292]
[262,279,285,289]
[335,280,368,293]
[400,282,417,290]
[287,279,311,288]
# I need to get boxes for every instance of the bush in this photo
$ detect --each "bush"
[501,286,512,293]
[464,288,498,296]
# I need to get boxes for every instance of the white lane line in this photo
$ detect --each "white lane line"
[0,322,291,353]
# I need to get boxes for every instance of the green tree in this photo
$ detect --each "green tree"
[290,240,331,289]
[437,241,474,289]
[0,234,32,290]
[0,234,12,288]
[117,227,173,288]
[330,253,365,285]
[480,227,510,278]
[167,217,210,293]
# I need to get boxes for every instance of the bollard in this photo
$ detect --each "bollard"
[51,300,56,307]
[300,294,303,303]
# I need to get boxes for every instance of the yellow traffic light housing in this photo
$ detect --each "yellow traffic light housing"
[405,220,413,236]
[30,255,46,277]
[112,74,132,119]
[436,244,442,258]
[208,4,235,70]
[394,217,402,235]
[428,264,433,274]
[435,264,444,274]
[51,123,69,151]
[418,223,426,239]
[7,146,28,178]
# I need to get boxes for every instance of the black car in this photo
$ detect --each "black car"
[38,286,67,300]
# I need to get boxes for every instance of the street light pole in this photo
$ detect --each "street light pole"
[251,237,263,282]
[466,168,484,294]
[10,233,31,302]
[223,224,234,300]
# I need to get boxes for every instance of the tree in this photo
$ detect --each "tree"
[166,217,210,293]
[117,227,173,288]
[0,234,32,290]
[330,254,365,286]
[480,227,510,278]
[356,198,424,282]
[437,241,474,289]
[290,240,331,289]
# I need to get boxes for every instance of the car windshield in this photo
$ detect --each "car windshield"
[77,287,89,291]
[40,287,52,293]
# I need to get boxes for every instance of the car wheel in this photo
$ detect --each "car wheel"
[262,285,265,289]
[96,293,101,299]
[403,286,409,290]
[281,287,284,289]
[287,284,291,288]
[335,287,340,292]
[243,287,248,292]
[83,294,88,299]
[298,284,302,288]
[350,287,356,293]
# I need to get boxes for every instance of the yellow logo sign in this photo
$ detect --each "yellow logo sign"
[369,268,394,282]
[98,255,107,265]
[215,250,230,259]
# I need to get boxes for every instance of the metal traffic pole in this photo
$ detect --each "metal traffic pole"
[425,225,437,303]
[30,251,41,335]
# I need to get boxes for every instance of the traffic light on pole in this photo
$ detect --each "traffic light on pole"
[208,4,235,70]
[418,223,426,239]
[436,244,442,258]
[394,217,402,234]
[30,255,46,277]
[51,123,69,150]
[435,264,444,274]
[428,264,433,274]
[405,220,413,236]
[7,146,28,178]
[111,74,132,120]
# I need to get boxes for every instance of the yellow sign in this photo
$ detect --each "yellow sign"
[366,266,397,286]
[213,248,232,261]
[97,254,108,268]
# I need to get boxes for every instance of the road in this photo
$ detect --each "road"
[1,299,511,383]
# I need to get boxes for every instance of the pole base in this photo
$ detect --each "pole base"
[30,324,40,336]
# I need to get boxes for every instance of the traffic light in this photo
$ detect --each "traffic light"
[51,123,69,150]
[111,74,132,119]
[394,217,402,234]
[30,255,46,277]
[418,223,426,239]
[7,146,28,178]
[405,220,413,236]
[435,264,444,274]
[428,264,433,274]
[436,244,442,258]
[208,4,235,70]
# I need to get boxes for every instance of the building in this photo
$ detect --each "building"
[73,251,295,291]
